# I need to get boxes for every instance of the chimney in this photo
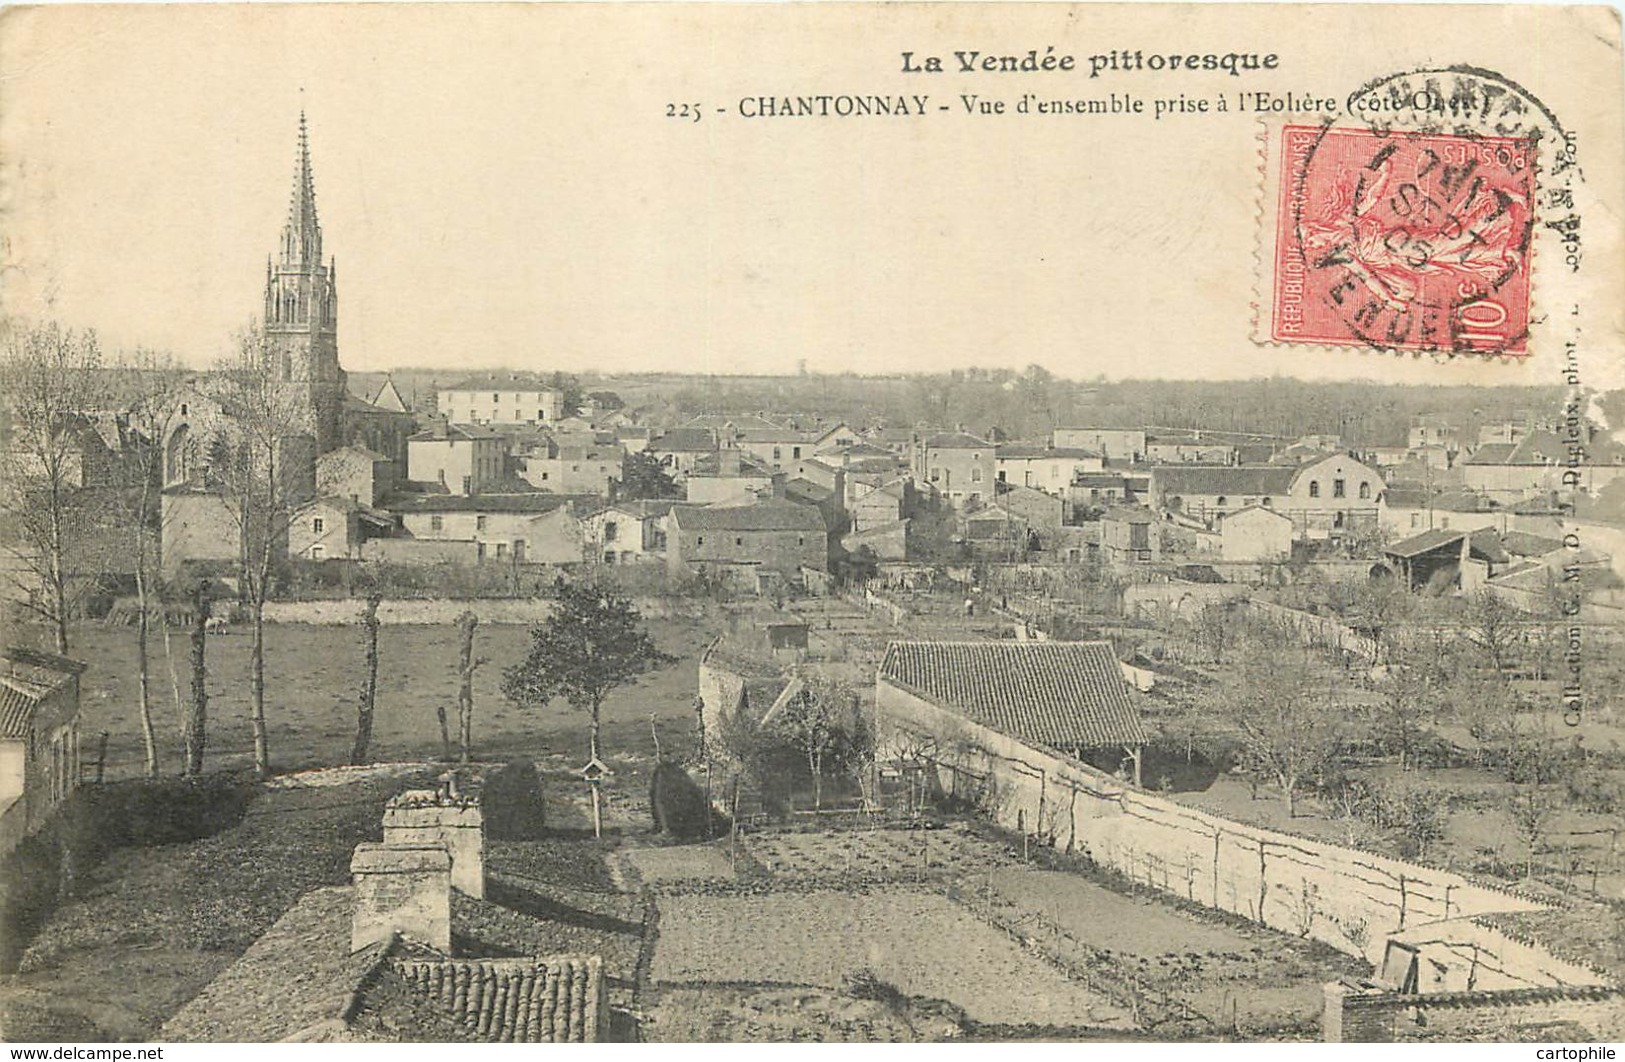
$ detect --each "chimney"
[350,841,452,953]
[383,786,486,898]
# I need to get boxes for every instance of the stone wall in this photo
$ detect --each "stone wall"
[878,677,1568,976]
[1326,983,1625,1042]
[261,596,703,625]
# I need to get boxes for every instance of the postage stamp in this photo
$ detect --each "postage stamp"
[1266,124,1537,355]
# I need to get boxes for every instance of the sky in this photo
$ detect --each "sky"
[1,4,1620,388]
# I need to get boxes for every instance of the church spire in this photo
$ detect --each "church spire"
[281,111,322,267]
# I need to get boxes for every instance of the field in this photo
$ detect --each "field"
[649,889,1135,1031]
[57,617,714,780]
[744,823,1016,884]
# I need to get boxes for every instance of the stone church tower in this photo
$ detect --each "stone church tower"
[263,113,347,453]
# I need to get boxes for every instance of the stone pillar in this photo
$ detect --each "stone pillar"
[350,841,452,954]
[1321,982,1347,1043]
[383,789,486,898]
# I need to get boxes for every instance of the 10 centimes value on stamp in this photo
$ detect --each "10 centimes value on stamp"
[1257,66,1584,361]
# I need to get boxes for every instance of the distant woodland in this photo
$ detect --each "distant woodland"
[355,366,1586,448]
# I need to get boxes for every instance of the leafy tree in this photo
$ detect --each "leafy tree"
[549,371,584,416]
[502,582,675,767]
[0,321,107,653]
[619,449,682,501]
[1371,661,1439,771]
[831,543,880,586]
[1507,783,1558,880]
[1463,587,1521,683]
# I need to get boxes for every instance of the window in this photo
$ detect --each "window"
[1333,478,1347,499]
[792,446,802,459]
[1309,480,1321,498]
[1262,497,1272,507]
[540,471,549,481]
[180,403,188,416]
[798,536,806,545]
[929,467,941,483]
[697,535,705,546]
[312,517,325,534]
[971,467,983,483]
[430,515,443,531]
[495,542,507,558]
[310,545,325,560]
[492,393,500,402]
[476,515,488,531]
[1217,496,1228,507]
[735,536,744,546]
[773,447,782,460]
[1411,512,1422,528]
[1359,481,1371,500]
[538,410,545,421]
[462,475,473,493]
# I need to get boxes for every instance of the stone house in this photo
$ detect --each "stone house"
[1462,429,1625,500]
[1051,427,1146,464]
[684,449,780,505]
[514,441,624,496]
[996,482,1064,539]
[1099,506,1159,565]
[914,432,994,508]
[580,500,674,564]
[406,423,507,496]
[1150,452,1385,540]
[994,444,1104,493]
[288,496,396,561]
[0,647,85,856]
[316,445,396,507]
[848,478,911,533]
[647,427,720,479]
[435,373,565,426]
[1220,505,1294,563]
[667,498,827,589]
[391,494,590,565]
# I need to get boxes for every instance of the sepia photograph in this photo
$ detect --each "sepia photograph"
[0,1,1623,1047]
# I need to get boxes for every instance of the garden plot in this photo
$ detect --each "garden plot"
[975,867,1367,1034]
[624,844,738,886]
[745,825,1016,883]
[652,890,1134,1031]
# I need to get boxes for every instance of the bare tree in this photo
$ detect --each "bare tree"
[350,593,382,765]
[770,671,866,810]
[0,321,107,653]
[205,327,313,778]
[184,580,209,776]
[1223,646,1346,817]
[1464,587,1521,683]
[455,609,485,765]
[113,347,183,776]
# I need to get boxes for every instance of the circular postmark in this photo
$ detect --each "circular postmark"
[1271,66,1577,356]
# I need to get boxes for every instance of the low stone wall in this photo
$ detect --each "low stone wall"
[1326,983,1625,1042]
[261,596,704,625]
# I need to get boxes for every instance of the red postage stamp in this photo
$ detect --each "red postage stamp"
[1268,125,1537,355]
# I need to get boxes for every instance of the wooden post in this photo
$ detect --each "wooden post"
[94,731,108,785]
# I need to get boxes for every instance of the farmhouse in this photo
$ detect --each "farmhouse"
[288,496,396,561]
[581,500,674,564]
[648,428,720,478]
[1051,427,1146,463]
[389,493,591,565]
[0,647,85,856]
[685,449,781,505]
[877,640,1149,785]
[1099,506,1159,565]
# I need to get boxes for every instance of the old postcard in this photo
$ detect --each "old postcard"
[0,1,1623,1047]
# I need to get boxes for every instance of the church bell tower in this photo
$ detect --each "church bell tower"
[263,112,347,453]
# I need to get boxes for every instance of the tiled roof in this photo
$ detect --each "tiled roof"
[1384,528,1469,558]
[409,423,502,443]
[1149,465,1296,496]
[1501,531,1565,558]
[386,493,592,515]
[880,640,1148,749]
[672,498,826,532]
[440,373,562,392]
[1463,442,1518,466]
[390,955,604,1043]
[921,432,991,450]
[690,451,773,478]
[994,444,1101,460]
[649,428,719,453]
[162,886,391,1042]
